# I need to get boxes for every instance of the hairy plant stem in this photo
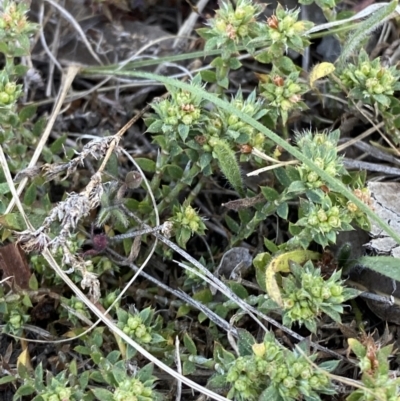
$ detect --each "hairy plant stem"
[148,149,170,197]
[185,179,204,205]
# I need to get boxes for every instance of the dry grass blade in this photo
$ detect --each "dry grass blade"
[5,64,80,215]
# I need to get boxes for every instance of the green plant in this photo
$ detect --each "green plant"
[3,0,400,401]
[280,260,359,332]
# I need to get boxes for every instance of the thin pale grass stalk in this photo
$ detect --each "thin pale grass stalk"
[5,65,80,214]
[175,336,182,401]
[38,1,62,77]
[106,247,235,335]
[227,313,241,356]
[247,148,297,177]
[246,161,296,177]
[306,2,400,35]
[337,122,384,152]
[173,0,210,49]
[0,146,32,229]
[46,0,63,97]
[43,0,103,65]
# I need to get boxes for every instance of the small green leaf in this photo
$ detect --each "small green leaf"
[216,75,229,89]
[193,288,213,303]
[200,70,217,83]
[228,281,249,299]
[137,363,154,382]
[164,164,183,180]
[198,311,208,323]
[19,104,37,123]
[23,183,37,206]
[15,384,36,397]
[135,158,156,173]
[286,181,305,195]
[263,238,279,253]
[0,213,25,230]
[104,152,119,177]
[274,167,291,187]
[0,182,10,194]
[177,304,191,318]
[106,350,121,365]
[28,274,39,291]
[182,360,196,375]
[254,254,270,291]
[348,338,366,359]
[229,58,242,70]
[146,119,164,133]
[139,306,152,324]
[255,50,272,64]
[79,371,90,389]
[91,388,114,401]
[319,360,340,372]
[261,186,279,201]
[50,134,67,154]
[277,202,288,219]
[237,328,255,356]
[0,42,9,54]
[183,333,197,355]
[0,375,16,385]
[259,384,279,401]
[178,124,190,142]
[225,214,239,234]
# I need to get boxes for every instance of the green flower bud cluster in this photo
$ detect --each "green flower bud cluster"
[146,74,208,143]
[40,386,72,401]
[226,355,266,400]
[0,79,21,107]
[266,6,311,44]
[113,378,153,401]
[305,203,348,233]
[295,129,346,189]
[347,338,399,401]
[170,202,207,248]
[338,49,400,110]
[102,290,120,309]
[213,90,267,149]
[122,314,152,344]
[280,260,358,333]
[0,2,37,39]
[197,0,264,51]
[225,331,336,401]
[259,69,308,125]
[256,4,313,63]
[295,194,354,248]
